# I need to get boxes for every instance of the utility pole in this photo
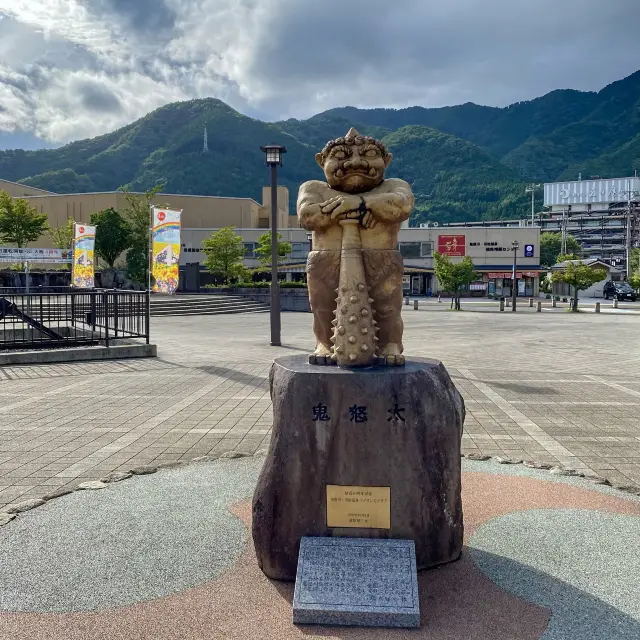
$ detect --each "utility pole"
[511,240,519,312]
[525,183,541,225]
[203,126,208,153]
[561,207,568,255]
[626,179,632,278]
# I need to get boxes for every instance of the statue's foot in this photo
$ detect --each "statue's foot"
[308,344,336,366]
[375,344,405,367]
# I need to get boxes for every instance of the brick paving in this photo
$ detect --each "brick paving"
[1,308,640,509]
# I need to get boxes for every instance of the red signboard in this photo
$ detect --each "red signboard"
[437,235,466,256]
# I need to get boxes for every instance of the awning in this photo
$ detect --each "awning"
[487,271,540,278]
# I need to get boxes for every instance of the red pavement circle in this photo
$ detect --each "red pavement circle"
[0,471,638,639]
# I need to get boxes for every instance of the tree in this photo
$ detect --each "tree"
[254,232,293,268]
[90,208,132,268]
[540,232,582,268]
[630,248,640,274]
[551,261,607,311]
[629,249,640,292]
[433,252,477,310]
[46,217,75,250]
[0,190,48,247]
[202,227,248,284]
[119,183,165,283]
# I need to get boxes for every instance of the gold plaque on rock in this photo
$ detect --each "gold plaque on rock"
[326,485,391,529]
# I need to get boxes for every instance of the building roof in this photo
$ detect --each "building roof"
[20,190,262,206]
[551,258,619,271]
[0,178,56,195]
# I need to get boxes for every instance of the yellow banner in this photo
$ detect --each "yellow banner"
[151,207,181,294]
[72,224,96,288]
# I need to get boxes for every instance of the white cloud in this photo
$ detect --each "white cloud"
[0,0,638,145]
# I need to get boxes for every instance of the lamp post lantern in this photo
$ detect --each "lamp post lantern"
[511,240,519,312]
[260,144,287,346]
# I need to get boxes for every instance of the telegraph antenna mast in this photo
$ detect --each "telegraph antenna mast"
[203,126,208,153]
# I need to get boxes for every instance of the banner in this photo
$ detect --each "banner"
[0,248,72,263]
[151,207,181,294]
[72,224,96,288]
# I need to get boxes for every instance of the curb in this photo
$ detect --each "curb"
[0,450,264,527]
[0,343,157,366]
[463,452,640,495]
[1,449,638,528]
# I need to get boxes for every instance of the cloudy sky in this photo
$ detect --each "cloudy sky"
[0,0,639,148]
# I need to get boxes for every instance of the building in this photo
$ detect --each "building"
[16,186,297,239]
[542,177,639,273]
[0,178,56,198]
[182,225,541,296]
[443,176,640,274]
[550,258,622,299]
[1,178,540,295]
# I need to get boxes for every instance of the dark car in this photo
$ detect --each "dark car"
[603,281,637,301]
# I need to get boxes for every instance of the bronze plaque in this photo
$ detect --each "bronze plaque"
[326,485,391,529]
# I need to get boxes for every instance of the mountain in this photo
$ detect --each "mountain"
[504,71,640,180]
[1,69,639,224]
[378,126,527,224]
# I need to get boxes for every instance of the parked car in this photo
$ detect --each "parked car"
[603,281,637,301]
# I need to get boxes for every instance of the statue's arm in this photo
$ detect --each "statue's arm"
[364,179,414,223]
[297,181,335,230]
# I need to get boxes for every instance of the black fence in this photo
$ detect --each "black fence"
[0,290,150,350]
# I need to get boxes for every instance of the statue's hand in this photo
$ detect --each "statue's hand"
[320,195,362,218]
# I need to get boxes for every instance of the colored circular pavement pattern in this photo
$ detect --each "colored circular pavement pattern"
[0,457,637,639]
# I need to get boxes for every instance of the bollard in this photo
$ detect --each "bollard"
[536,301,542,312]
[413,299,418,310]
[595,302,600,313]
[500,299,505,311]
[552,298,557,308]
[506,299,511,307]
[404,295,409,306]
[529,298,533,307]
[613,298,618,308]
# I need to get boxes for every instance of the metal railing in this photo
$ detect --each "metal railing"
[0,289,150,350]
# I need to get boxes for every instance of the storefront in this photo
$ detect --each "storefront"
[486,271,539,297]
[402,269,433,295]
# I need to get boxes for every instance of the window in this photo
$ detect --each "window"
[399,242,433,258]
[420,242,433,257]
[290,242,310,259]
[399,242,421,258]
[244,243,256,258]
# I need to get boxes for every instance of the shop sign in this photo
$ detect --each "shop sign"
[437,235,465,256]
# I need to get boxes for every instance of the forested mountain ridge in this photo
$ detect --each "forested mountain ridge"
[1,70,638,224]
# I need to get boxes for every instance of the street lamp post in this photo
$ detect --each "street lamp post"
[260,144,287,346]
[511,240,519,312]
[525,183,541,225]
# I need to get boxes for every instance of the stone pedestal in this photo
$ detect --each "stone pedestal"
[252,355,465,581]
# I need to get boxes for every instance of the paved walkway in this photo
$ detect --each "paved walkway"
[0,457,638,639]
[1,309,640,509]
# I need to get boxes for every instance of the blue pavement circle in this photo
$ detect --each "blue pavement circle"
[0,458,263,613]
[470,509,640,640]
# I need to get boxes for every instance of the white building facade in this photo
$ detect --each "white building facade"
[180,225,541,297]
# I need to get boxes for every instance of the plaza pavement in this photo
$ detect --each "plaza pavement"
[1,306,640,510]
[1,457,638,639]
